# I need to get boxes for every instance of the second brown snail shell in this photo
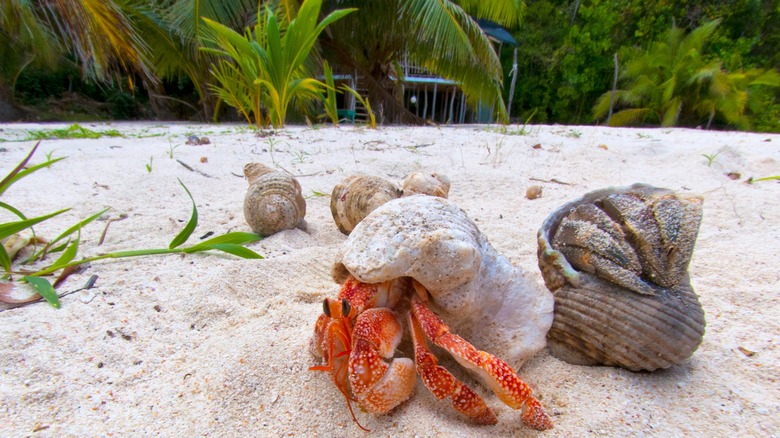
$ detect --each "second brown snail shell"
[537,183,706,371]
[243,163,306,236]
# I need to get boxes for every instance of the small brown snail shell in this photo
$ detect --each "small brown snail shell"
[330,175,401,235]
[537,183,705,371]
[525,185,543,200]
[243,163,306,236]
[401,172,450,198]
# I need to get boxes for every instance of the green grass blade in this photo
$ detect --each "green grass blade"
[0,157,67,197]
[169,180,198,249]
[750,175,780,182]
[195,243,264,259]
[184,232,262,257]
[192,231,262,248]
[47,208,109,249]
[0,245,11,273]
[0,209,70,240]
[0,141,40,195]
[23,276,60,308]
[49,239,79,271]
[0,201,28,220]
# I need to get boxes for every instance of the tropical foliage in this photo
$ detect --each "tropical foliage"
[506,0,780,131]
[202,0,355,127]
[593,21,780,129]
[1,0,778,131]
[319,0,523,123]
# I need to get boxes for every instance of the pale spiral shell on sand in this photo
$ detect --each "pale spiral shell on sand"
[537,183,706,371]
[335,195,554,366]
[243,163,306,236]
[330,172,451,235]
[330,175,401,235]
[401,172,451,198]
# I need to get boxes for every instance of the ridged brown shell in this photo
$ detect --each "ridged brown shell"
[243,163,306,236]
[330,175,401,235]
[337,195,554,366]
[537,183,706,371]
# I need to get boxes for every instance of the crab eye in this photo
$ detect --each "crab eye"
[322,298,331,318]
[341,299,352,318]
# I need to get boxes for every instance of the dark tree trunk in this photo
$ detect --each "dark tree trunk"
[320,37,424,126]
[0,84,24,122]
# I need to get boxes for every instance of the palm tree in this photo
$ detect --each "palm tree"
[317,0,524,124]
[593,20,780,129]
[158,0,259,118]
[0,0,160,121]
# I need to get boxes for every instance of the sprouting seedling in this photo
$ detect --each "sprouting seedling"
[167,141,180,159]
[702,152,719,167]
[294,149,309,163]
[267,137,279,165]
[145,156,154,173]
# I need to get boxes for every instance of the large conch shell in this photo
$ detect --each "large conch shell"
[243,163,306,236]
[537,183,706,371]
[335,195,554,366]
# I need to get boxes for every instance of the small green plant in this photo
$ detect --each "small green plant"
[565,129,582,138]
[266,137,280,165]
[294,149,309,163]
[0,143,263,308]
[145,156,154,173]
[167,141,180,159]
[25,124,123,141]
[702,152,719,167]
[322,60,340,126]
[747,175,780,183]
[342,85,377,129]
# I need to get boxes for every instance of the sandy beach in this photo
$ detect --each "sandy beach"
[0,122,778,437]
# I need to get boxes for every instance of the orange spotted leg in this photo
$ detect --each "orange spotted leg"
[408,308,498,425]
[410,295,554,430]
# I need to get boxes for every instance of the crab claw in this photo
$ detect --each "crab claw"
[349,307,416,414]
[411,295,553,430]
[409,308,498,425]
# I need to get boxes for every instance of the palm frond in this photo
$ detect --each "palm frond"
[402,0,507,120]
[453,0,525,28]
[609,108,652,126]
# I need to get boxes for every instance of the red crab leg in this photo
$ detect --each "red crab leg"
[348,308,416,414]
[410,295,554,430]
[408,309,498,425]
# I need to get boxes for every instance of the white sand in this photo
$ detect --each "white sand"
[0,122,778,437]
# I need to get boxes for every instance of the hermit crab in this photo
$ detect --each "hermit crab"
[311,195,554,430]
[537,184,706,371]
